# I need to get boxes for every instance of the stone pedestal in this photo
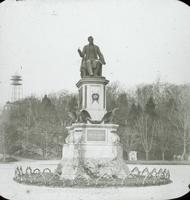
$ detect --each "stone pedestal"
[58,77,129,180]
[76,77,109,120]
[59,123,129,179]
[63,123,121,160]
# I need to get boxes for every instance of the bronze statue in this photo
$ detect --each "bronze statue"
[78,36,106,78]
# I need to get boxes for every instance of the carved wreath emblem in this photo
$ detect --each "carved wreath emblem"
[92,93,99,103]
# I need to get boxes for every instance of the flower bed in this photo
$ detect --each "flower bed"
[13,166,172,187]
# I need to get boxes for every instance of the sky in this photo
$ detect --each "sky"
[0,0,190,107]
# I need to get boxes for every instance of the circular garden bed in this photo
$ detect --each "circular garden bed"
[13,166,172,187]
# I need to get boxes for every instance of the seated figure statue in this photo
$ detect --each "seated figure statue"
[78,36,106,78]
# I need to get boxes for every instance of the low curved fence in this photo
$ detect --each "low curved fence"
[13,165,172,187]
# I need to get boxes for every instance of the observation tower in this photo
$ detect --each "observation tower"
[10,73,23,102]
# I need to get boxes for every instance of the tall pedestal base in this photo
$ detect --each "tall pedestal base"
[58,123,129,180]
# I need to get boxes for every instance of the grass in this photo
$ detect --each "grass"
[125,160,190,165]
[0,157,18,163]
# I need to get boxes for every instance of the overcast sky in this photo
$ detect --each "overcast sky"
[0,0,190,106]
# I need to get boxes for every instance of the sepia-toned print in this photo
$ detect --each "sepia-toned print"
[0,0,190,200]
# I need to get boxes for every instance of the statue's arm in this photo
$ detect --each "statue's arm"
[97,47,106,64]
[78,49,83,57]
[78,46,85,58]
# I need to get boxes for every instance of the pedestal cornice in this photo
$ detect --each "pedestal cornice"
[66,123,119,131]
[76,76,109,88]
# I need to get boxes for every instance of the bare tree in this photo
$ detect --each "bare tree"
[168,85,190,160]
[135,113,156,160]
[0,105,10,161]
[119,125,140,159]
[170,111,190,160]
[155,120,171,160]
[0,123,6,161]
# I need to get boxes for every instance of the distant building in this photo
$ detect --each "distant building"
[129,151,137,161]
[10,73,23,102]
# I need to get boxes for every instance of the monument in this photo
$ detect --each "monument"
[13,37,171,188]
[58,37,129,180]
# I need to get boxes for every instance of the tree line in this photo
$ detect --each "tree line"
[0,81,190,160]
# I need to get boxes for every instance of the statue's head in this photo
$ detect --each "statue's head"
[88,36,94,44]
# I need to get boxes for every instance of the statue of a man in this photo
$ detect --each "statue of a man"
[78,36,106,77]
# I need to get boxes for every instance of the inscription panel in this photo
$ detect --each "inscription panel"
[87,129,106,141]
